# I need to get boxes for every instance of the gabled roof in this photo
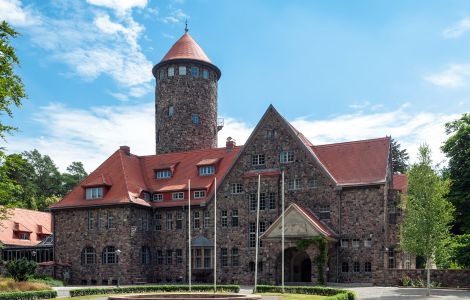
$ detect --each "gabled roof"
[261,203,337,241]
[393,174,407,193]
[161,33,212,64]
[0,208,52,247]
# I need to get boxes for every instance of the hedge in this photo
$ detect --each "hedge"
[70,284,240,297]
[256,285,356,300]
[0,290,57,300]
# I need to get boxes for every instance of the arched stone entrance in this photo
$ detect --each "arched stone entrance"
[280,247,312,283]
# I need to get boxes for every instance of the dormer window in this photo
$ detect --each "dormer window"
[142,192,151,201]
[155,169,172,179]
[19,233,30,240]
[199,165,215,176]
[153,193,163,202]
[194,190,206,199]
[172,192,184,200]
[86,187,103,199]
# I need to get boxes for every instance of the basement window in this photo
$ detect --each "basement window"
[86,187,104,199]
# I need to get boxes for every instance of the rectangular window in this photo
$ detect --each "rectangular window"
[192,114,200,124]
[364,262,372,273]
[341,262,349,273]
[86,187,103,199]
[156,250,163,265]
[87,211,94,230]
[231,248,239,267]
[280,151,294,163]
[176,212,183,230]
[388,247,396,269]
[231,209,238,227]
[166,213,173,230]
[266,129,276,140]
[404,253,411,270]
[19,233,30,240]
[166,249,172,264]
[341,239,348,248]
[221,248,228,267]
[168,67,174,77]
[230,183,243,194]
[364,238,372,248]
[204,248,211,269]
[352,239,360,248]
[172,192,184,200]
[389,206,398,224]
[179,66,186,75]
[194,190,206,199]
[159,69,165,79]
[221,210,228,227]
[154,214,162,231]
[259,221,266,248]
[319,205,330,220]
[106,210,113,229]
[249,193,257,211]
[309,178,319,189]
[193,211,200,229]
[202,69,209,79]
[199,165,215,176]
[194,248,202,269]
[176,249,183,264]
[249,222,256,248]
[156,169,172,179]
[268,192,276,209]
[288,178,301,190]
[143,192,151,201]
[204,210,211,228]
[191,67,199,77]
[252,154,266,166]
[142,212,149,231]
[153,193,163,202]
[260,193,266,210]
[168,106,174,117]
[353,261,360,273]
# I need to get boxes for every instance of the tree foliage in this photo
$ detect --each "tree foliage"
[391,138,409,174]
[0,21,27,140]
[6,258,37,282]
[441,113,470,234]
[400,144,454,291]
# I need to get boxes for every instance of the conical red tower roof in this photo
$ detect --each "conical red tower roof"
[161,33,212,63]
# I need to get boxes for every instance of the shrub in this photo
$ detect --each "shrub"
[28,275,64,287]
[256,285,356,300]
[400,275,412,287]
[70,284,240,297]
[0,290,57,300]
[6,259,37,282]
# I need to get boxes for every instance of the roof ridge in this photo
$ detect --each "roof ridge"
[313,136,390,148]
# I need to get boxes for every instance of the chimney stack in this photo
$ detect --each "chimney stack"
[226,137,236,152]
[120,146,130,155]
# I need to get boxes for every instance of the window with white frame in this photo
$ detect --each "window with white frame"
[353,261,360,273]
[168,105,174,117]
[168,67,174,77]
[86,187,103,199]
[288,178,301,190]
[102,246,118,264]
[280,151,294,163]
[319,205,330,219]
[155,169,172,179]
[341,239,348,248]
[231,248,239,267]
[166,213,173,230]
[249,193,257,211]
[252,154,265,166]
[203,210,211,228]
[154,214,162,231]
[172,192,184,200]
[87,211,94,230]
[268,192,276,209]
[220,248,228,267]
[260,193,266,210]
[308,178,319,189]
[82,247,96,265]
[194,190,206,199]
[19,232,30,240]
[193,211,200,229]
[364,238,372,248]
[176,212,183,230]
[140,246,151,265]
[199,165,215,176]
[404,253,411,269]
[231,209,238,227]
[179,66,186,75]
[176,249,183,264]
[156,250,163,264]
[231,183,243,194]
[153,193,163,202]
[159,69,165,79]
[352,239,360,248]
[166,249,172,264]
[249,222,256,248]
[221,210,228,227]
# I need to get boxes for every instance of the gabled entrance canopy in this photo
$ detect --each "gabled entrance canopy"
[261,203,337,241]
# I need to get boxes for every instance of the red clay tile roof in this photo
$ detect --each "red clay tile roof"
[311,137,391,186]
[0,208,52,247]
[161,33,212,63]
[393,174,407,193]
[293,203,337,238]
[51,146,241,209]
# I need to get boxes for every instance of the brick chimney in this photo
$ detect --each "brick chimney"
[226,137,236,152]
[120,146,130,155]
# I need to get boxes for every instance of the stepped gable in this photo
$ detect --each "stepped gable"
[50,146,241,209]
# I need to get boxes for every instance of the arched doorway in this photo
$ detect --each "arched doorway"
[280,247,312,283]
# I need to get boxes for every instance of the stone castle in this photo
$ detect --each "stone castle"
[51,29,410,285]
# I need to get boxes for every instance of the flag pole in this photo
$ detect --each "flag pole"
[213,177,217,293]
[254,174,261,293]
[188,179,192,292]
[281,171,285,293]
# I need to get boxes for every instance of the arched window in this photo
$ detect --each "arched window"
[102,246,118,264]
[140,246,151,265]
[81,247,96,265]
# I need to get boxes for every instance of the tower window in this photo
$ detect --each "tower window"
[191,67,199,77]
[179,66,186,75]
[168,67,175,77]
[159,69,165,79]
[199,165,215,176]
[202,69,209,79]
[168,106,174,117]
[192,114,200,124]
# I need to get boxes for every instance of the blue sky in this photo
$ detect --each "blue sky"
[1,0,469,171]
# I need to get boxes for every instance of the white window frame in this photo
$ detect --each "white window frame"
[194,190,206,199]
[179,66,186,75]
[280,150,294,163]
[230,183,243,194]
[86,187,104,199]
[364,238,372,248]
[252,154,265,166]
[352,239,360,248]
[156,169,172,179]
[153,193,163,202]
[199,165,215,176]
[172,192,184,200]
[340,238,348,248]
[168,67,175,77]
[319,205,330,219]
[288,178,301,191]
[168,106,174,117]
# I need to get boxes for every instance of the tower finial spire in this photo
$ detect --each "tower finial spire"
[184,19,188,33]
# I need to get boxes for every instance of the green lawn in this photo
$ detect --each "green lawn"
[257,293,328,300]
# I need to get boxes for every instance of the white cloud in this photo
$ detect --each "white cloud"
[161,8,188,24]
[5,103,458,172]
[0,0,41,26]
[425,64,470,88]
[443,18,470,39]
[86,0,148,15]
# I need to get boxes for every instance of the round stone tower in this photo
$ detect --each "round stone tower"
[152,29,221,154]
